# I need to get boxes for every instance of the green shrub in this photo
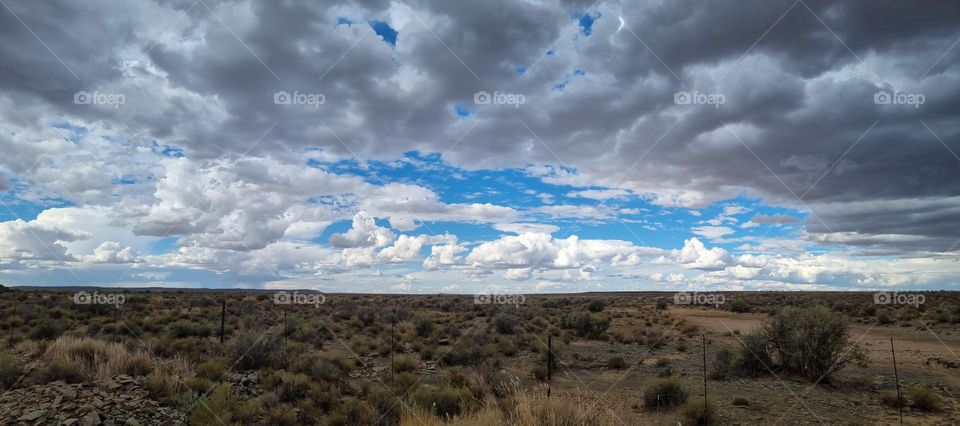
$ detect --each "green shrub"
[189,384,235,425]
[643,379,687,409]
[168,320,212,338]
[29,318,64,340]
[195,359,226,381]
[0,354,24,388]
[272,372,313,403]
[123,352,154,377]
[393,355,417,373]
[680,399,717,425]
[492,314,518,334]
[733,333,772,376]
[587,299,607,313]
[531,365,548,381]
[412,385,476,418]
[415,318,433,338]
[710,348,734,379]
[185,376,214,394]
[908,386,941,411]
[732,397,750,406]
[559,312,610,339]
[229,330,285,370]
[760,306,865,381]
[326,397,376,425]
[729,298,752,313]
[879,390,904,408]
[262,404,297,426]
[606,356,626,370]
[145,370,180,404]
[39,359,85,384]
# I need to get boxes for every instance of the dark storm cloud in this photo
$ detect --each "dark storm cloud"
[0,0,959,253]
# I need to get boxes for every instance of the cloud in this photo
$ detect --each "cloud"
[675,238,731,270]
[494,223,560,234]
[329,212,396,249]
[566,189,631,200]
[461,232,663,280]
[85,241,141,264]
[0,218,87,264]
[692,226,735,240]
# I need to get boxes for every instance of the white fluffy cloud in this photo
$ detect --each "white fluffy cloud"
[675,238,731,270]
[460,233,664,280]
[330,212,397,249]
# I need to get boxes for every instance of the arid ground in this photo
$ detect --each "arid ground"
[1,287,958,425]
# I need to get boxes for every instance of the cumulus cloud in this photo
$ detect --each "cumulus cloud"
[0,219,87,263]
[85,241,141,264]
[329,212,397,249]
[675,238,731,270]
[461,233,664,280]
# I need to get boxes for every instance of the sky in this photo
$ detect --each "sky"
[0,0,958,293]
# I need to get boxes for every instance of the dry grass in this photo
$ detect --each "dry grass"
[399,388,619,426]
[44,336,155,382]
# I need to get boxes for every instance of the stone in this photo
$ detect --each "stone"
[82,410,102,426]
[61,387,78,400]
[18,410,47,422]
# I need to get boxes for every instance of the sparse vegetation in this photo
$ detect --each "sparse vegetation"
[680,398,717,425]
[643,379,688,409]
[0,290,957,425]
[908,386,942,412]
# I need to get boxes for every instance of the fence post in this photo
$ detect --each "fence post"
[391,301,396,383]
[547,335,553,398]
[219,298,226,345]
[891,337,903,425]
[702,333,708,425]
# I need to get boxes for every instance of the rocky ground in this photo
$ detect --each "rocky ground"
[0,376,186,426]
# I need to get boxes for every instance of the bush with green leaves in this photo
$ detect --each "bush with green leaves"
[606,356,626,370]
[587,299,607,312]
[643,379,688,409]
[760,306,865,381]
[710,347,734,379]
[412,385,476,418]
[0,354,24,388]
[492,313,518,334]
[729,298,752,313]
[908,386,941,411]
[39,359,85,384]
[28,318,64,340]
[228,330,285,370]
[681,398,717,425]
[559,312,610,339]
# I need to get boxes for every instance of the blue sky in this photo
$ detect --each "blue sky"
[0,0,958,292]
